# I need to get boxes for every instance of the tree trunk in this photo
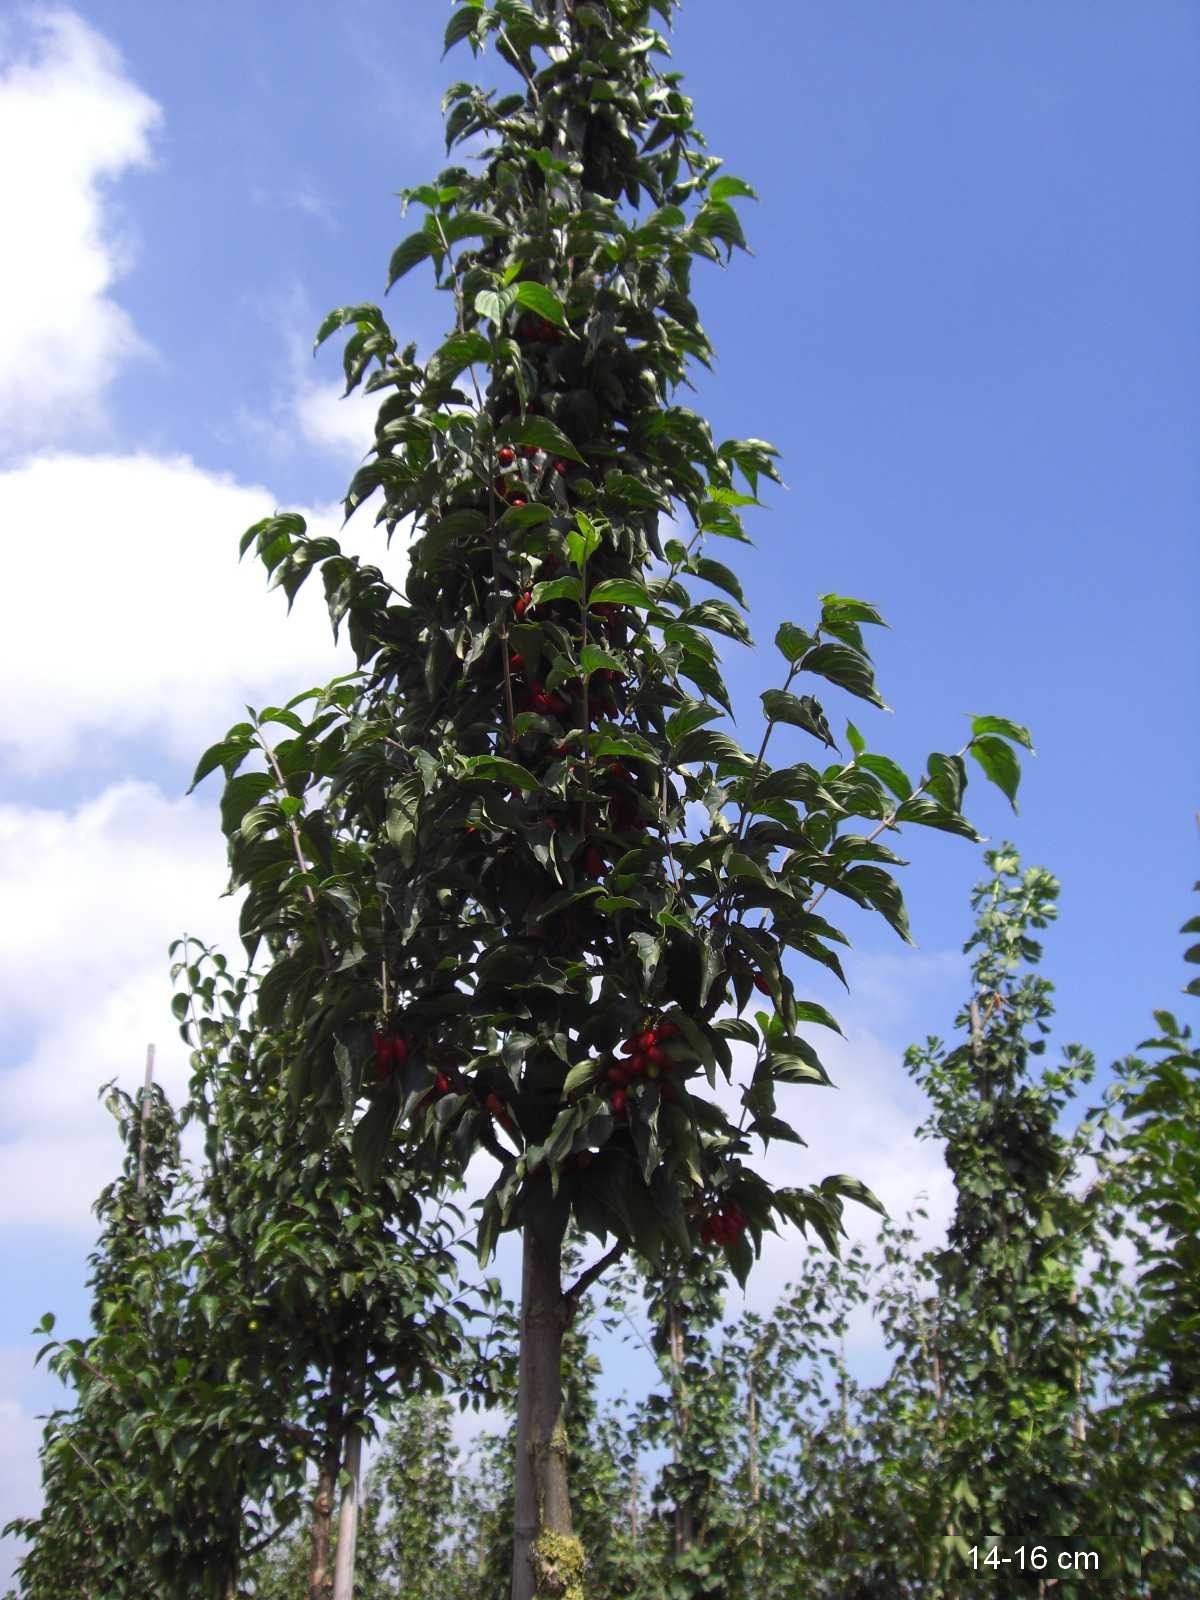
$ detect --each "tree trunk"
[512,1217,580,1600]
[667,1297,696,1556]
[331,1421,363,1600]
[747,1347,762,1562]
[309,1436,340,1600]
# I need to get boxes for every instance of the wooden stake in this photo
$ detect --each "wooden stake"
[136,1042,156,1196]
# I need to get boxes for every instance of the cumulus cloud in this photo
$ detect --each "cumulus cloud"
[229,283,402,471]
[0,8,161,453]
[0,780,244,1229]
[0,450,409,775]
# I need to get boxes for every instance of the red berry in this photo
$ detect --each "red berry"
[521,445,539,459]
[497,446,515,467]
[606,1065,629,1086]
[610,1088,628,1116]
[582,847,606,878]
[655,1022,680,1042]
[553,459,568,475]
[636,1030,657,1053]
[647,1045,670,1069]
[508,653,525,672]
[514,590,532,618]
[627,1052,650,1076]
[435,1072,451,1094]
[544,693,569,717]
[753,973,772,995]
[511,497,527,508]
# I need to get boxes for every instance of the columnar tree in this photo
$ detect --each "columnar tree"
[197,2,1029,1592]
[173,939,472,1600]
[2,1083,291,1598]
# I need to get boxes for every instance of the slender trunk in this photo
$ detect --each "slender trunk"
[747,1348,762,1564]
[667,1296,696,1555]
[310,1369,347,1600]
[331,1421,363,1600]
[512,1216,578,1600]
[217,1563,237,1600]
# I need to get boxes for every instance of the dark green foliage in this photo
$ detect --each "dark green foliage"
[205,0,1030,1291]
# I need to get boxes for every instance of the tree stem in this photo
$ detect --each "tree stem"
[512,1215,576,1600]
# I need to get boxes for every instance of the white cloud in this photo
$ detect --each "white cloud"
[0,8,161,453]
[0,450,408,775]
[0,780,243,1229]
[229,283,393,471]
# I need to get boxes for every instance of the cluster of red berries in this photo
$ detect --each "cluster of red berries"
[699,1205,748,1248]
[515,314,565,345]
[521,678,570,718]
[606,1020,682,1115]
[484,1089,517,1138]
[580,843,607,878]
[373,1030,409,1078]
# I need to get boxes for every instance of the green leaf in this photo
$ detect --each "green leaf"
[589,579,655,608]
[818,594,887,629]
[629,932,662,987]
[563,1059,602,1097]
[514,281,570,331]
[440,211,509,246]
[530,576,583,606]
[692,556,746,606]
[444,6,482,53]
[475,286,519,324]
[768,1042,832,1087]
[387,231,433,288]
[188,734,253,793]
[761,689,836,749]
[800,643,889,710]
[220,772,273,837]
[673,728,753,771]
[791,1001,844,1035]
[856,752,912,801]
[710,174,759,203]
[969,734,1021,811]
[774,617,812,656]
[497,415,585,464]
[427,331,492,385]
[970,714,1035,753]
[499,502,552,530]
[820,1172,887,1218]
[352,1095,400,1190]
[580,644,624,677]
[925,751,967,812]
[313,303,387,355]
[462,756,540,791]
[426,509,488,542]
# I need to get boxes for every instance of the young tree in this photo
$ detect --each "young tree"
[173,939,472,1600]
[198,3,1029,1591]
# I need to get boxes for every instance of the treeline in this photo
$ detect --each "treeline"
[6,847,1198,1597]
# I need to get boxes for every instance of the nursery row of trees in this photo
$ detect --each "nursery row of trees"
[6,848,1199,1597]
[6,1,1197,1595]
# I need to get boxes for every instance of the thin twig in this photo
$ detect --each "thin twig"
[259,732,334,973]
[564,1239,626,1322]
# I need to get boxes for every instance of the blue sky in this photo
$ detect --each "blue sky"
[0,0,1196,1570]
